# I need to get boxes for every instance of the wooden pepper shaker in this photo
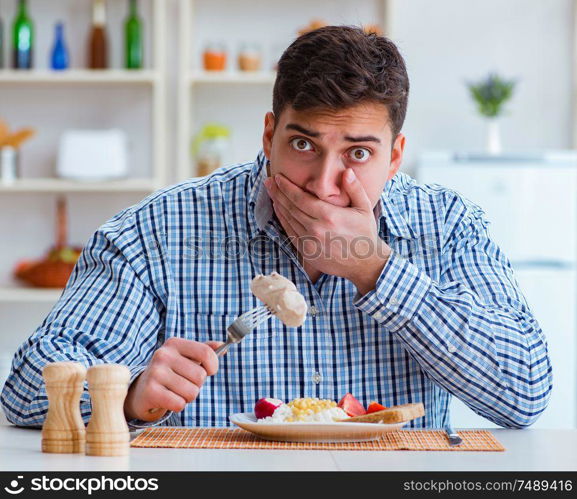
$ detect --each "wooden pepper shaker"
[86,364,130,456]
[41,361,87,454]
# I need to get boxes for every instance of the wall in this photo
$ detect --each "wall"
[393,0,574,171]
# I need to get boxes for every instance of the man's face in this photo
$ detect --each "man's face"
[262,102,406,210]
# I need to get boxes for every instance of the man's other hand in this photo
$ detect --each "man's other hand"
[265,169,391,295]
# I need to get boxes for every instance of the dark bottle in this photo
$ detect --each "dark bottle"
[50,22,69,70]
[124,0,143,69]
[12,0,34,70]
[88,0,108,69]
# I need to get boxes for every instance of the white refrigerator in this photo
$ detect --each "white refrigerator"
[416,151,577,429]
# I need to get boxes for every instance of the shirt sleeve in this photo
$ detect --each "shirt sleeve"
[0,206,169,427]
[354,203,553,428]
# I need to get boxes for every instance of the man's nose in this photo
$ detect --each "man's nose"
[304,158,343,201]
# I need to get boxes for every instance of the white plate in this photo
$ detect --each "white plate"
[229,412,406,443]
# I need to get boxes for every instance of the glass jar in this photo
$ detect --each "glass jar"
[203,42,227,71]
[192,123,231,177]
[238,42,262,71]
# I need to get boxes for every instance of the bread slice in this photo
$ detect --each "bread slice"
[339,402,425,424]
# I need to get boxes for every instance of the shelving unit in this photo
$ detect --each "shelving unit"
[176,0,392,181]
[0,69,160,85]
[0,0,167,303]
[0,0,167,186]
[0,178,158,193]
[0,0,395,302]
[0,286,63,304]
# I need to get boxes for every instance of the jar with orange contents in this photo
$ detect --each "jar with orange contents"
[203,42,227,71]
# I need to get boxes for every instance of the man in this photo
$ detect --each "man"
[1,26,551,429]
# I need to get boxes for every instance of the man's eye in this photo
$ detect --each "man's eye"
[349,148,371,163]
[290,138,313,152]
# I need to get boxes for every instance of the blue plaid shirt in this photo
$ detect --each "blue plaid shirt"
[1,151,552,429]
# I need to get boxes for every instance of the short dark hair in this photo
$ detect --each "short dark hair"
[273,25,409,139]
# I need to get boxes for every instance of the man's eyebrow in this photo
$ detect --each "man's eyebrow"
[285,124,382,144]
[344,135,381,144]
[285,123,320,137]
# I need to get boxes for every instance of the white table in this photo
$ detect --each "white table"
[1,424,576,471]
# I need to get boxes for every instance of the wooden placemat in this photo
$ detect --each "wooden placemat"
[131,427,505,452]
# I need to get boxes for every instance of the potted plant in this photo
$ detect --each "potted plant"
[467,72,516,154]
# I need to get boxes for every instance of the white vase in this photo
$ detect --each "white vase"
[486,119,502,155]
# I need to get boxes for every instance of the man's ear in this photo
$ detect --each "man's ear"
[262,112,276,159]
[387,133,406,181]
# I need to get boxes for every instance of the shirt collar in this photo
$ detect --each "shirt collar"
[378,177,417,240]
[247,150,273,233]
[246,150,416,240]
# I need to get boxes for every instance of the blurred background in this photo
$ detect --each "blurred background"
[0,0,575,429]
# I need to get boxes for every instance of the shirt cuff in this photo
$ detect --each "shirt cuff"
[353,250,432,332]
[125,364,174,431]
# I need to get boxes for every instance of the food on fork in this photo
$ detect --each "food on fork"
[250,272,307,327]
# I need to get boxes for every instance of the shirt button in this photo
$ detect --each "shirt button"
[309,306,318,317]
[389,297,399,306]
[373,311,384,321]
[448,345,457,353]
[312,371,322,384]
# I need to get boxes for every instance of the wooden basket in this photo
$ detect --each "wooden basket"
[13,197,81,288]
[15,260,76,288]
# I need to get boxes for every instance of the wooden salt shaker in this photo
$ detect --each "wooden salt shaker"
[86,364,131,456]
[42,361,87,454]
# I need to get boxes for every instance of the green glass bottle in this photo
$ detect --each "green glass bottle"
[12,0,33,69]
[124,0,143,69]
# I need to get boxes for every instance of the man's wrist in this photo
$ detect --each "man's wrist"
[350,243,392,295]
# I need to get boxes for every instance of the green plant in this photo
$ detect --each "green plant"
[467,73,516,118]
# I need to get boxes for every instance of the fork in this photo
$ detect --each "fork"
[214,305,274,356]
[445,426,463,447]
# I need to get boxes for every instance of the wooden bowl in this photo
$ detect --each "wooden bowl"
[14,260,76,288]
